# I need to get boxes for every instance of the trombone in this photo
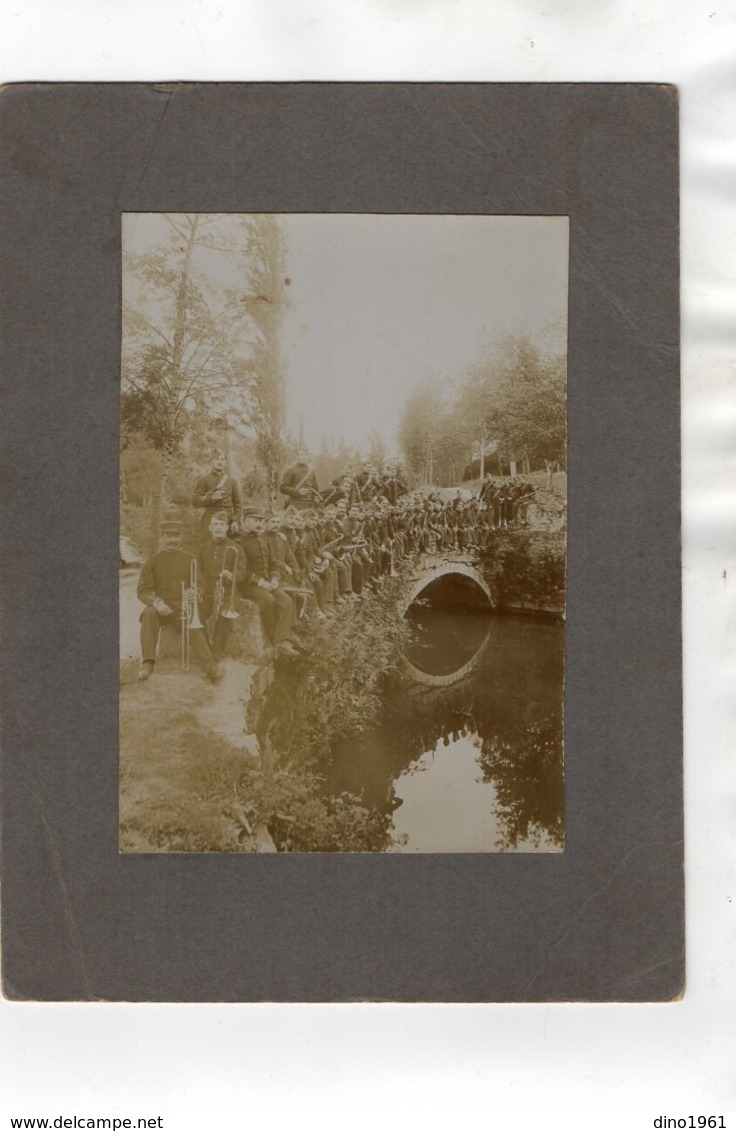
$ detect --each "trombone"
[213,544,240,625]
[181,559,204,671]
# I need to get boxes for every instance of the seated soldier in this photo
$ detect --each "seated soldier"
[263,510,312,622]
[282,507,310,592]
[136,516,221,682]
[300,509,333,618]
[380,460,409,505]
[313,509,341,610]
[334,497,361,600]
[236,508,300,657]
[198,511,246,660]
[355,461,380,502]
[263,510,300,585]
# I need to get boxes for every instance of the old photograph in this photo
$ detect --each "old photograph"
[119,212,568,853]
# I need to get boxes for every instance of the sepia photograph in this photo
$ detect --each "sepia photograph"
[119,212,568,854]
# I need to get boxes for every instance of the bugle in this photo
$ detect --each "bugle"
[213,544,240,623]
[181,559,204,671]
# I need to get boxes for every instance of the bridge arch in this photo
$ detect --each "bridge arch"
[401,558,494,687]
[401,560,493,615]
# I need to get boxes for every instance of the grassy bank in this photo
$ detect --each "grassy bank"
[119,582,411,853]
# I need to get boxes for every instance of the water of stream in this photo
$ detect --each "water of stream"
[329,576,564,852]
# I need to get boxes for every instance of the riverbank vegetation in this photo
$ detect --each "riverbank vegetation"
[257,579,410,756]
[484,529,566,616]
[119,581,411,853]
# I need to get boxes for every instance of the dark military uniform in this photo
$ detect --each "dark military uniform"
[279,461,322,510]
[355,469,380,502]
[137,549,212,668]
[236,531,294,646]
[379,471,408,506]
[198,538,246,659]
[263,528,300,582]
[193,471,242,542]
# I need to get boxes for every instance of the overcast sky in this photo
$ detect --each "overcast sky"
[282,214,567,453]
[124,212,568,456]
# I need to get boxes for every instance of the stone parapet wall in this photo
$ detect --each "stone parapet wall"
[481,529,566,616]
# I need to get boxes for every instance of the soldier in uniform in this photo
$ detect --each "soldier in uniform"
[355,461,381,502]
[282,506,306,574]
[344,502,368,598]
[321,502,354,601]
[323,462,361,507]
[478,473,494,507]
[516,480,536,525]
[198,511,246,661]
[136,517,220,682]
[300,509,334,617]
[263,510,301,583]
[379,461,408,506]
[193,450,242,543]
[263,510,313,621]
[236,508,300,656]
[279,445,322,511]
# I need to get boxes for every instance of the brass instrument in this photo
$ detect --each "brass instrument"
[181,559,204,671]
[321,532,345,552]
[213,544,240,624]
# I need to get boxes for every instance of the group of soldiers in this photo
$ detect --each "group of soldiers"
[135,446,537,683]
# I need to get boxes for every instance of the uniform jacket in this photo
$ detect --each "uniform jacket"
[137,550,194,613]
[355,471,380,501]
[193,471,242,536]
[263,529,300,579]
[198,538,246,598]
[379,474,408,505]
[237,532,276,584]
[279,462,321,509]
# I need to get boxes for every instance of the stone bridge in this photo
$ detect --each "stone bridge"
[399,550,493,614]
[397,550,494,689]
[397,534,565,688]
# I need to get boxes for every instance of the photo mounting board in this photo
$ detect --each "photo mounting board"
[0,82,682,1001]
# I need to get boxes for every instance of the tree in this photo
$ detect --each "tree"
[398,378,449,485]
[454,336,566,480]
[492,338,566,472]
[122,214,255,550]
[236,215,289,503]
[366,428,388,471]
[455,358,504,480]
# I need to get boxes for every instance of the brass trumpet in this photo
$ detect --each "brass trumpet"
[213,544,240,623]
[181,559,204,671]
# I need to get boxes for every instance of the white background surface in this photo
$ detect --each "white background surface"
[1,2,733,1126]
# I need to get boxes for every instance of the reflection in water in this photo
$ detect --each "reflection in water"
[387,735,560,853]
[406,598,492,677]
[330,600,564,852]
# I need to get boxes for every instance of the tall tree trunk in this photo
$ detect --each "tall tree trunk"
[148,448,173,555]
[148,214,199,554]
[170,215,199,390]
